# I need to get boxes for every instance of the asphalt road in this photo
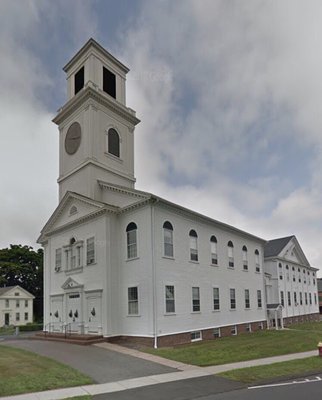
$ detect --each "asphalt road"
[92,375,322,400]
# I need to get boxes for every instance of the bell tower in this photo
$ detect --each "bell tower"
[53,38,140,201]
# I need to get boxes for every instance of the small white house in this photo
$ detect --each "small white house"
[0,286,34,327]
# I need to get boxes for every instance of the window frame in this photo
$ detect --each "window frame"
[107,128,120,158]
[163,221,174,258]
[189,230,198,262]
[210,236,218,265]
[213,287,220,311]
[257,290,262,308]
[245,289,250,309]
[230,288,236,310]
[128,286,139,316]
[126,222,138,260]
[86,237,95,265]
[192,286,200,312]
[228,241,234,268]
[165,285,175,314]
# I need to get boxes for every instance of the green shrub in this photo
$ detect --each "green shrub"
[19,323,43,332]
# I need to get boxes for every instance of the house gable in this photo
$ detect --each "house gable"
[0,285,35,299]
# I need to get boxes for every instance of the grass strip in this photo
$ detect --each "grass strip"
[0,345,93,396]
[218,356,322,384]
[145,328,322,366]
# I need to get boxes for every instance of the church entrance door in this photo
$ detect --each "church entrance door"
[87,296,102,334]
[67,292,83,334]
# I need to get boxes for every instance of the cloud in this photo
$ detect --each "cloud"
[122,0,322,270]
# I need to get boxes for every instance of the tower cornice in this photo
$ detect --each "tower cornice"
[53,82,140,127]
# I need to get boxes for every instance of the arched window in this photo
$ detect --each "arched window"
[242,245,248,270]
[107,128,120,157]
[255,249,260,272]
[126,222,137,259]
[227,241,234,268]
[163,221,174,257]
[210,236,218,265]
[189,230,198,262]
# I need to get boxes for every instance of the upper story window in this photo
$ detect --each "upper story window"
[103,66,116,98]
[189,230,198,262]
[107,128,120,157]
[242,246,248,270]
[86,237,95,265]
[163,221,174,258]
[210,236,218,265]
[228,241,234,268]
[255,249,260,272]
[126,222,137,259]
[74,66,84,95]
[55,248,62,272]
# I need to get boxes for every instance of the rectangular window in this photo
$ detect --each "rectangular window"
[211,242,218,265]
[5,299,9,308]
[294,292,297,305]
[213,327,221,338]
[300,292,303,305]
[315,293,317,305]
[246,323,252,332]
[103,66,116,98]
[127,230,137,259]
[255,251,260,272]
[191,331,202,341]
[74,66,84,95]
[164,229,174,257]
[165,285,175,313]
[128,287,138,315]
[16,313,20,322]
[257,290,262,308]
[258,322,264,330]
[24,312,28,321]
[288,291,291,306]
[231,325,237,335]
[55,248,62,271]
[228,246,234,268]
[25,300,28,308]
[230,288,236,310]
[16,300,20,308]
[86,237,95,265]
[190,237,198,262]
[305,292,308,305]
[280,291,284,307]
[245,289,250,309]
[65,250,69,270]
[213,287,220,311]
[309,293,312,305]
[192,287,200,312]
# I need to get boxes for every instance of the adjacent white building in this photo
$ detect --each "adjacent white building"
[0,286,34,327]
[264,236,319,328]
[38,39,319,347]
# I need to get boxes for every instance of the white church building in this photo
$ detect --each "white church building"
[38,39,319,347]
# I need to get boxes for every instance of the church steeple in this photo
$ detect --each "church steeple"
[53,39,140,202]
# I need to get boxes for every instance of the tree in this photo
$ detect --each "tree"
[0,245,43,320]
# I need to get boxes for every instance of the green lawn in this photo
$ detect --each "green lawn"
[0,345,94,396]
[291,322,322,332]
[146,327,322,366]
[0,326,15,336]
[219,356,322,384]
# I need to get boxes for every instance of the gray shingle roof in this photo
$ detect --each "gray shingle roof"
[0,286,16,296]
[264,236,294,258]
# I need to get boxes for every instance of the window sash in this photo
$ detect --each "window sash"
[230,289,236,309]
[257,290,262,308]
[55,248,62,269]
[165,286,175,313]
[86,237,95,264]
[192,287,200,312]
[213,288,220,310]
[245,290,250,309]
[190,237,198,261]
[128,287,138,315]
[164,229,174,257]
[127,230,137,259]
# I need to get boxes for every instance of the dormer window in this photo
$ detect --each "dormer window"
[103,66,116,98]
[74,66,84,95]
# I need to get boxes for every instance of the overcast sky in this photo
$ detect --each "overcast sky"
[1,0,322,273]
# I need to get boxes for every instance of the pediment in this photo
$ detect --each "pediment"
[62,277,83,290]
[38,192,109,242]
[280,237,310,267]
[99,180,151,208]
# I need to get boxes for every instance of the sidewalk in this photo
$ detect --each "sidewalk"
[0,346,318,400]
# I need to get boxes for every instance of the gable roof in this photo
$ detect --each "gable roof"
[0,285,35,298]
[264,236,294,258]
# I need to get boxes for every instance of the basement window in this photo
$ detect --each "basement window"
[191,331,202,342]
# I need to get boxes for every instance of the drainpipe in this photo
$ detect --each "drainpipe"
[150,199,158,348]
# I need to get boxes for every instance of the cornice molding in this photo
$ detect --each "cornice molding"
[98,180,149,200]
[53,84,140,127]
